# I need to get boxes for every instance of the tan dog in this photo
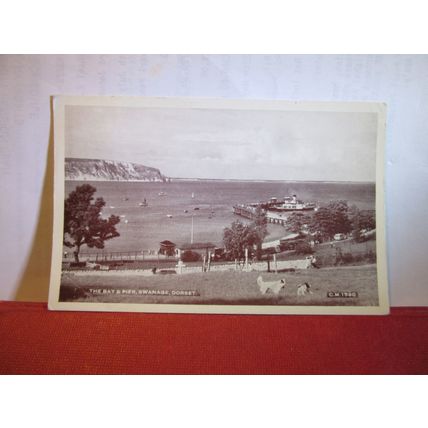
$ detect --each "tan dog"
[257,275,287,295]
[297,282,313,296]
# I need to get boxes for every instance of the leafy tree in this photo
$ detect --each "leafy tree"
[327,200,352,234]
[351,208,375,231]
[349,206,376,242]
[311,200,352,240]
[64,184,120,262]
[223,220,257,261]
[285,212,312,234]
[311,207,335,240]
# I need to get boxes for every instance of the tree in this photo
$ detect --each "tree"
[223,220,257,262]
[327,200,352,234]
[223,207,269,262]
[311,207,335,240]
[285,212,312,234]
[64,184,121,262]
[311,200,352,240]
[348,206,376,242]
[350,208,375,231]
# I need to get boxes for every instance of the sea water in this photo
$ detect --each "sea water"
[64,180,375,253]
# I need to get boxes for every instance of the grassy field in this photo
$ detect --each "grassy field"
[60,264,378,306]
[312,238,376,266]
[266,236,376,268]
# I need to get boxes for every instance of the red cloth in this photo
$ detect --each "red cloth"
[0,302,427,374]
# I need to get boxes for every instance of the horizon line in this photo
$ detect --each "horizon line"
[64,177,375,185]
[64,158,374,184]
[169,177,376,184]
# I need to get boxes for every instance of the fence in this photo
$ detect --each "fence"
[178,258,311,274]
[66,257,312,276]
[64,250,175,263]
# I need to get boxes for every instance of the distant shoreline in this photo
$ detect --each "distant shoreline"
[170,178,375,184]
[65,178,375,185]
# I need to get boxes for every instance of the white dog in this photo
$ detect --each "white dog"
[297,282,313,296]
[257,275,287,294]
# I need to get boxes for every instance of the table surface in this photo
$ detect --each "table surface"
[1,302,427,374]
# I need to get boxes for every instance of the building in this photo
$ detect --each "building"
[159,240,177,256]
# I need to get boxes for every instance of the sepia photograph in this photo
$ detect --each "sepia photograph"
[49,97,388,314]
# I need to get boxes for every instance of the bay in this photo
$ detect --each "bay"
[64,180,375,253]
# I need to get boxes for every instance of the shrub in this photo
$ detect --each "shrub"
[353,254,364,263]
[294,241,314,255]
[181,250,202,262]
[341,253,354,264]
[366,251,376,263]
[159,269,177,275]
[69,261,87,269]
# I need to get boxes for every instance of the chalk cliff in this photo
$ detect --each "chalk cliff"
[65,158,166,182]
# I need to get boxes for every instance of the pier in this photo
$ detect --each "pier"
[233,205,288,226]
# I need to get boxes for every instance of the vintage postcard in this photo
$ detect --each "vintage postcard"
[48,96,389,314]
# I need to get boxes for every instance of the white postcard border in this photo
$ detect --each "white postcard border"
[48,96,389,315]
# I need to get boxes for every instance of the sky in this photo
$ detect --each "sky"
[65,105,378,182]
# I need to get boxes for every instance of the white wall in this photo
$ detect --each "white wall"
[1,54,427,305]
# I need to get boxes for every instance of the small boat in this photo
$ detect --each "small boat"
[183,209,188,213]
[166,214,173,218]
[139,198,148,207]
[191,192,195,199]
[194,207,200,210]
[109,206,115,209]
[158,192,166,196]
[122,197,129,201]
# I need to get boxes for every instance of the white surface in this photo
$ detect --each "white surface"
[0,54,427,305]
